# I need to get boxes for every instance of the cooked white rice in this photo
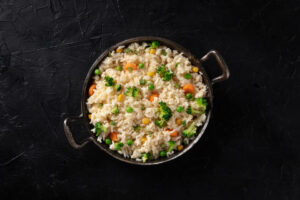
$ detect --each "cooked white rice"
[86,42,207,162]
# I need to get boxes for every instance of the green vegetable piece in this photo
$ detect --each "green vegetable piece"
[94,69,101,75]
[175,83,180,89]
[105,76,115,86]
[156,65,173,81]
[167,141,176,152]
[182,122,197,138]
[195,98,208,113]
[116,65,122,71]
[133,125,140,131]
[138,63,145,69]
[105,138,112,145]
[141,152,151,163]
[124,86,141,98]
[151,41,160,48]
[176,62,180,66]
[161,49,167,56]
[111,121,116,125]
[128,67,133,72]
[134,50,138,55]
[126,106,133,113]
[176,106,183,113]
[124,48,132,53]
[115,142,124,150]
[184,73,192,79]
[148,84,155,90]
[155,102,172,128]
[112,106,119,115]
[182,120,187,126]
[186,93,193,100]
[115,84,122,91]
[127,139,133,146]
[140,79,147,85]
[160,151,166,157]
[141,106,146,110]
[98,103,103,107]
[94,122,107,136]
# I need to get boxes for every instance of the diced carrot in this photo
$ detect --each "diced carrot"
[170,131,179,137]
[124,63,137,71]
[88,84,97,96]
[149,93,159,102]
[109,132,118,141]
[182,83,195,94]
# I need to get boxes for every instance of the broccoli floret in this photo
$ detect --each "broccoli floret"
[104,76,115,86]
[94,122,107,136]
[141,152,151,163]
[186,106,203,115]
[167,141,176,152]
[182,122,197,138]
[155,102,172,128]
[156,65,173,81]
[195,98,208,112]
[124,86,141,98]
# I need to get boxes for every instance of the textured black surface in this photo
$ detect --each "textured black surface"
[0,0,299,199]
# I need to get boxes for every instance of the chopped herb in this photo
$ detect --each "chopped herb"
[133,125,140,131]
[161,49,167,56]
[105,76,115,86]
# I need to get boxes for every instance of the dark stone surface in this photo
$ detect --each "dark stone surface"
[0,0,299,199]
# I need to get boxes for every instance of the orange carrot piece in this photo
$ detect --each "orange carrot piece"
[149,93,159,102]
[124,63,137,71]
[182,83,195,94]
[170,131,179,137]
[109,132,118,141]
[88,84,97,96]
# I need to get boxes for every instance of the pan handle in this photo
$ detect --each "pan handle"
[63,114,94,149]
[200,50,230,85]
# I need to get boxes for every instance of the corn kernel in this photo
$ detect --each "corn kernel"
[141,136,147,143]
[88,114,92,119]
[117,94,124,102]
[142,118,150,125]
[149,49,156,54]
[175,118,182,125]
[192,67,199,73]
[147,71,155,77]
[116,48,123,53]
[177,145,184,151]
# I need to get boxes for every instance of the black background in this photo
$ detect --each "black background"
[0,0,299,199]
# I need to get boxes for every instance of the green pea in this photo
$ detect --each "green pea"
[186,93,193,100]
[116,65,122,71]
[127,139,133,146]
[148,84,155,90]
[126,106,133,113]
[160,151,166,157]
[115,84,122,91]
[176,106,183,113]
[105,138,112,145]
[140,79,147,85]
[138,63,145,69]
[184,73,192,79]
[112,106,119,114]
[94,69,101,75]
